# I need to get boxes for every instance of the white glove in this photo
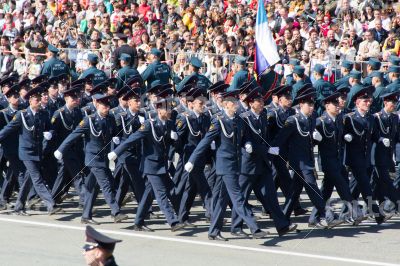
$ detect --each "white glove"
[185,162,193,173]
[112,137,120,145]
[170,131,178,140]
[211,141,216,150]
[107,151,117,161]
[54,150,62,160]
[312,130,322,142]
[268,147,279,155]
[344,134,353,142]
[382,138,390,147]
[245,142,253,153]
[43,131,52,140]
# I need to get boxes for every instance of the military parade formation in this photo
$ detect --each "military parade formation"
[1,42,400,242]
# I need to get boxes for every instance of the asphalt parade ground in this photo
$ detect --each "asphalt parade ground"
[0,185,399,266]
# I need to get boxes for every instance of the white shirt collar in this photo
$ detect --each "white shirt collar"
[250,109,260,119]
[327,113,336,122]
[129,109,137,116]
[193,110,200,118]
[29,107,36,116]
[97,111,106,119]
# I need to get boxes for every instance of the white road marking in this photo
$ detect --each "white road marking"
[0,217,398,266]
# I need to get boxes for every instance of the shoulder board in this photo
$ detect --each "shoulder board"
[88,114,95,119]
[21,109,27,112]
[239,111,251,118]
[81,106,90,111]
[320,115,326,120]
[344,112,355,118]
[0,108,7,113]
[119,111,127,117]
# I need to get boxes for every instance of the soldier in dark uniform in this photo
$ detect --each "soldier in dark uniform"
[346,70,364,110]
[267,85,306,216]
[54,94,128,224]
[313,64,334,115]
[115,53,140,90]
[371,91,400,216]
[291,65,310,99]
[0,85,28,211]
[103,78,119,109]
[0,75,17,109]
[385,56,400,85]
[265,84,281,112]
[385,65,400,93]
[333,60,353,89]
[177,57,212,91]
[232,88,298,237]
[50,85,86,208]
[271,89,340,228]
[17,78,31,110]
[111,33,138,70]
[175,88,212,226]
[108,93,187,232]
[236,81,255,114]
[141,48,172,89]
[47,76,66,116]
[77,76,95,108]
[370,71,387,114]
[343,86,391,224]
[83,225,121,266]
[185,90,268,241]
[312,93,364,225]
[40,44,69,78]
[0,85,62,215]
[80,54,108,86]
[111,86,146,209]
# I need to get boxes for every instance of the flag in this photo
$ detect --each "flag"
[255,0,280,76]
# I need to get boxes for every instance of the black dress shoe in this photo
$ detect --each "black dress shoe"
[278,223,298,237]
[253,230,269,239]
[14,210,30,216]
[231,229,249,237]
[81,218,100,225]
[184,221,197,227]
[113,213,129,223]
[208,233,228,241]
[294,208,308,216]
[121,192,134,207]
[171,222,186,232]
[134,224,154,232]
[48,207,64,216]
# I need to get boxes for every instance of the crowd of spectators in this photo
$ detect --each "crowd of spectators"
[0,0,398,82]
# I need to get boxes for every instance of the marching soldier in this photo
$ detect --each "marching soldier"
[370,71,386,114]
[271,88,340,228]
[232,88,298,237]
[108,89,186,232]
[50,84,86,207]
[41,44,69,78]
[17,78,31,110]
[0,76,17,109]
[371,91,400,214]
[312,93,363,224]
[291,66,310,99]
[267,85,306,216]
[0,85,27,211]
[0,85,62,215]
[175,88,212,225]
[343,86,391,224]
[185,90,268,241]
[54,94,128,224]
[47,76,66,116]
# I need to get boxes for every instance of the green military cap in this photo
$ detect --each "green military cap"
[313,64,325,75]
[289,58,300,66]
[349,70,361,79]
[341,60,353,70]
[370,71,383,79]
[235,55,247,66]
[87,53,99,63]
[293,65,305,75]
[389,55,400,66]
[190,57,203,68]
[150,48,161,57]
[388,65,400,74]
[47,44,59,53]
[367,58,381,70]
[119,53,131,62]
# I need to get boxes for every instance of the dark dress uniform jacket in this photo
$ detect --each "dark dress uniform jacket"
[0,108,51,161]
[113,117,175,175]
[57,112,118,168]
[189,113,243,176]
